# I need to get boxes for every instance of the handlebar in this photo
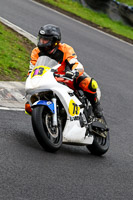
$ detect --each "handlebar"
[51,68,79,81]
[54,73,73,81]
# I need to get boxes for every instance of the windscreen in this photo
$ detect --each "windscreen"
[35,56,58,68]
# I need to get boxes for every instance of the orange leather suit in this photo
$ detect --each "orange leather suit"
[29,43,97,96]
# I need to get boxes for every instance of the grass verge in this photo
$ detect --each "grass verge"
[118,0,133,6]
[0,22,35,81]
[36,0,133,43]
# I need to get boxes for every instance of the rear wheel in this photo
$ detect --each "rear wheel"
[32,106,62,152]
[86,117,110,156]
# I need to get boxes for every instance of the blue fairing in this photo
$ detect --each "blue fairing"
[32,100,55,113]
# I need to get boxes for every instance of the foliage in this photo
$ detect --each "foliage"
[118,0,133,6]
[41,0,133,40]
[0,22,35,81]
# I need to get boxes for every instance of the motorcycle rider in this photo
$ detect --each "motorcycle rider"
[26,24,103,118]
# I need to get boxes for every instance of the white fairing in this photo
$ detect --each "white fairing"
[63,120,93,144]
[25,56,94,145]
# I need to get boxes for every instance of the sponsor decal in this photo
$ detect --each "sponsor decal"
[47,101,52,105]
[40,30,45,35]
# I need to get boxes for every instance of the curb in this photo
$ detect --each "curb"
[0,81,26,110]
[0,17,37,110]
[0,17,37,45]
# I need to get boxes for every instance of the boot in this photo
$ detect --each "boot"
[92,101,103,118]
[84,92,103,118]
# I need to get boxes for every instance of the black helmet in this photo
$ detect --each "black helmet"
[37,24,61,53]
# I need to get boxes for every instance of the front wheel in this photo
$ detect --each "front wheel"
[32,106,62,152]
[86,117,110,156]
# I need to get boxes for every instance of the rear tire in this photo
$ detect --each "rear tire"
[86,117,110,156]
[32,106,62,152]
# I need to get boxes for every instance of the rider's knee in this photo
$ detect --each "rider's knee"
[88,78,98,92]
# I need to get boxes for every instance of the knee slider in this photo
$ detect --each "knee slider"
[89,78,98,92]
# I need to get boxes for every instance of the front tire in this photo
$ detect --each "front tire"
[32,106,62,152]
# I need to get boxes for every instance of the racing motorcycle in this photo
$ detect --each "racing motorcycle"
[25,56,109,156]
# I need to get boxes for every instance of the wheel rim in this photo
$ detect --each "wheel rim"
[45,114,59,138]
[42,112,61,144]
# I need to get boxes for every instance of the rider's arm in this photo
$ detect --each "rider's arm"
[29,47,40,72]
[62,44,84,74]
[66,58,84,74]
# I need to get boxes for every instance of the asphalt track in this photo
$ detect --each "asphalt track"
[0,0,133,199]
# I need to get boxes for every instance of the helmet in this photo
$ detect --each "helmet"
[37,24,61,53]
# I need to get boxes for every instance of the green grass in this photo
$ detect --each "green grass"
[118,0,133,6]
[0,22,35,81]
[40,0,133,40]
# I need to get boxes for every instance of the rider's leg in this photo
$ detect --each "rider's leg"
[76,73,103,118]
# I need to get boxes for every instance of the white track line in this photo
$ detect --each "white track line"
[0,107,25,111]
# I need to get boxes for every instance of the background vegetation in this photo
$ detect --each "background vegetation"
[0,22,35,81]
[118,0,133,5]
[40,0,133,40]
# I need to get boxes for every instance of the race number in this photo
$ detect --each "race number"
[68,100,80,116]
[31,66,50,78]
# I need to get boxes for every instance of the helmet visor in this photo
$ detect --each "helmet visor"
[39,38,50,44]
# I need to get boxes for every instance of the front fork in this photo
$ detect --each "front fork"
[52,98,58,126]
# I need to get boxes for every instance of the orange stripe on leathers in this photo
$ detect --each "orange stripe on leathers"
[30,47,40,66]
[30,44,95,94]
[30,43,77,68]
[78,77,96,94]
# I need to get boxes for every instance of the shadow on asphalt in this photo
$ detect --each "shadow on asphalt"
[13,130,107,159]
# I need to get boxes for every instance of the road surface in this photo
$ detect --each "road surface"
[0,0,133,199]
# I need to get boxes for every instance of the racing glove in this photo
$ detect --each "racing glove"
[65,71,74,79]
[65,69,79,79]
